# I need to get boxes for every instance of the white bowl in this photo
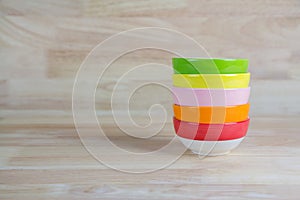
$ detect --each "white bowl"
[178,136,245,156]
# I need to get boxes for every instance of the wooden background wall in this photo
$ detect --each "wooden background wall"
[1,0,300,121]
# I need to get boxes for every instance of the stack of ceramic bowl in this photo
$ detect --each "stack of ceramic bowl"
[172,58,250,156]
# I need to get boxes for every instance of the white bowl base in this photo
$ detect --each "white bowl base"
[178,136,245,156]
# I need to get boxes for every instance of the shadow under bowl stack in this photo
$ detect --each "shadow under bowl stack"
[172,58,251,156]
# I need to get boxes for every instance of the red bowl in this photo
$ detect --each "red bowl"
[173,117,250,141]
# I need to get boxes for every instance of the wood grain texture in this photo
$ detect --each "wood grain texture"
[1,0,300,199]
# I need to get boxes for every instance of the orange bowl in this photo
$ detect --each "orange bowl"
[173,103,250,124]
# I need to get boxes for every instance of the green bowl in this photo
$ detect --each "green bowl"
[172,58,248,74]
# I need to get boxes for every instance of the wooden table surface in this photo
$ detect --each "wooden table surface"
[1,0,300,199]
[0,114,299,199]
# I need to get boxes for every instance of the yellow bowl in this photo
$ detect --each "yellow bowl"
[173,73,250,88]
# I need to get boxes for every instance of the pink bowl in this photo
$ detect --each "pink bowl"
[172,87,250,106]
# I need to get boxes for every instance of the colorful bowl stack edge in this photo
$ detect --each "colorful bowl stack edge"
[172,58,251,156]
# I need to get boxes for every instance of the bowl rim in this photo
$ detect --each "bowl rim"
[172,57,248,61]
[173,73,250,77]
[173,102,250,109]
[172,86,251,92]
[173,117,250,126]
